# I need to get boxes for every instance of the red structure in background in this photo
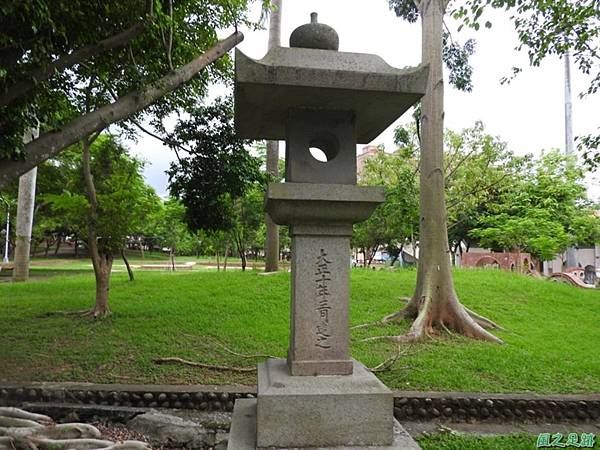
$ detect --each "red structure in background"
[461,251,534,272]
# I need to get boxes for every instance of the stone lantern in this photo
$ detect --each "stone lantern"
[229,12,427,450]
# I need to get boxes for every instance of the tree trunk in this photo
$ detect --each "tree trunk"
[382,0,501,343]
[367,243,379,267]
[240,250,247,271]
[264,0,282,273]
[0,31,244,189]
[170,250,176,271]
[81,135,112,318]
[122,248,134,281]
[13,126,38,281]
[216,251,220,271]
[74,234,79,257]
[53,235,61,256]
[224,241,229,272]
[31,237,38,258]
[391,244,403,267]
[93,252,113,317]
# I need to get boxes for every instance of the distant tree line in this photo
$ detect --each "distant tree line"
[354,121,600,268]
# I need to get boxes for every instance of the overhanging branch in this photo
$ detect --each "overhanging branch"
[0,23,146,108]
[0,31,244,189]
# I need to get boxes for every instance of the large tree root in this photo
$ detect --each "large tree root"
[80,306,112,319]
[359,292,504,345]
[0,408,149,450]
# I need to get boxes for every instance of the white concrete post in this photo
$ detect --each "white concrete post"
[13,128,39,281]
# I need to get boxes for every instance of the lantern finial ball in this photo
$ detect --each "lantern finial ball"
[289,12,339,51]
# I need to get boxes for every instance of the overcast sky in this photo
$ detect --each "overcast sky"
[128,0,599,200]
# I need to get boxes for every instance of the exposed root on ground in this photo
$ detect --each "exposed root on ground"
[0,407,149,450]
[41,307,112,320]
[357,290,504,345]
[80,306,112,319]
[153,336,280,375]
[203,336,277,359]
[39,309,89,318]
[152,357,256,372]
[367,344,414,373]
[462,306,504,330]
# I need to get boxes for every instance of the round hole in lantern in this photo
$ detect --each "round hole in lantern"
[309,147,328,162]
[308,133,339,163]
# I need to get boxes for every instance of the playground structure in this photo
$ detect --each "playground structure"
[461,251,535,272]
[550,266,597,289]
[461,251,597,289]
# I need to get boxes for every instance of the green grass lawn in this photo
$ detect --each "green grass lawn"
[417,433,539,450]
[1,268,599,393]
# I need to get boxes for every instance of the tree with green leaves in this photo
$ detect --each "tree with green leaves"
[444,122,527,260]
[357,121,525,269]
[0,0,268,189]
[150,198,197,270]
[230,184,265,271]
[166,97,263,231]
[354,144,419,267]
[47,135,159,317]
[166,97,265,270]
[471,150,600,266]
[368,0,503,343]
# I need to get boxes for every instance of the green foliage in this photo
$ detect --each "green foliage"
[444,121,527,253]
[473,211,569,261]
[470,150,600,259]
[0,0,261,158]
[387,0,476,92]
[44,135,160,254]
[149,198,198,256]
[354,144,419,263]
[366,121,529,259]
[361,122,598,262]
[230,184,265,262]
[0,193,16,252]
[387,0,419,23]
[166,97,264,232]
[442,35,476,92]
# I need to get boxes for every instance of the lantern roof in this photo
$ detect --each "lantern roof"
[234,13,428,143]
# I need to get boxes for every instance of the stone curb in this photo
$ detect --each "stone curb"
[393,391,600,423]
[1,383,599,424]
[0,382,255,413]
